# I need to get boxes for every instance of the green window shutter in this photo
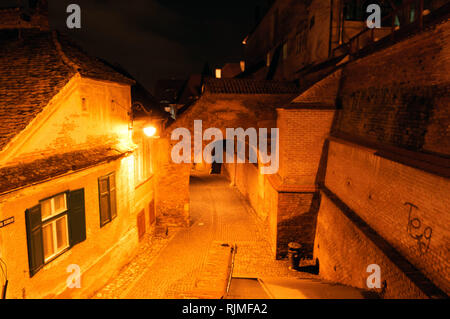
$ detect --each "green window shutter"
[68,189,87,247]
[109,174,117,220]
[98,176,110,227]
[25,205,44,277]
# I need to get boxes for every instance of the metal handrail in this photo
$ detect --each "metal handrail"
[333,0,428,57]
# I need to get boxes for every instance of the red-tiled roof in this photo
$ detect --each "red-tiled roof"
[203,78,301,95]
[0,29,134,151]
[0,147,129,194]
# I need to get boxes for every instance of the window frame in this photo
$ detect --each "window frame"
[41,215,70,263]
[38,191,70,264]
[134,138,154,187]
[98,172,117,228]
[40,192,68,222]
[26,189,87,277]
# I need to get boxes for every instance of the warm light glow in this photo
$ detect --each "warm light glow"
[144,126,157,137]
[215,69,222,79]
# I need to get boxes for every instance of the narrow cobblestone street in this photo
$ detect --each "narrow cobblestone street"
[94,170,318,299]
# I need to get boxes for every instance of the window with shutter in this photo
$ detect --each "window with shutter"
[68,189,87,246]
[25,189,86,277]
[98,172,117,227]
[25,205,44,277]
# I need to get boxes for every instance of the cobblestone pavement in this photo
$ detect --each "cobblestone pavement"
[94,170,318,299]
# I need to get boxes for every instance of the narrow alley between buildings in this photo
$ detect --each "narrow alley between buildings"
[94,170,372,299]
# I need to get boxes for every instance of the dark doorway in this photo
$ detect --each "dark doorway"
[209,140,233,175]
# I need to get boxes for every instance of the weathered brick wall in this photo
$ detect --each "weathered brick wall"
[154,138,190,227]
[277,192,318,259]
[322,139,449,295]
[334,19,450,156]
[157,93,284,229]
[0,8,49,30]
[314,20,450,297]
[221,108,335,259]
[167,93,280,136]
[278,108,335,186]
[314,193,428,299]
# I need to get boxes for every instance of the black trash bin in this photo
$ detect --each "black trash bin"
[287,242,302,270]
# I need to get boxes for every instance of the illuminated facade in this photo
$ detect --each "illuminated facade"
[0,15,159,298]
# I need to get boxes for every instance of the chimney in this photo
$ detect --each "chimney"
[0,0,49,31]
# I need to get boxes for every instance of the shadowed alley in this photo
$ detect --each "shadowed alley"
[95,170,371,299]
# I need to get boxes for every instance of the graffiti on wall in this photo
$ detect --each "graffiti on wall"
[405,202,432,255]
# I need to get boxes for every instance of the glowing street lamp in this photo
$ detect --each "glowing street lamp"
[143,126,157,137]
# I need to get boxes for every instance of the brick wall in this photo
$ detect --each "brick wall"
[154,138,190,227]
[313,19,450,297]
[220,107,334,259]
[157,93,284,229]
[0,8,49,30]
[334,19,450,156]
[278,108,335,186]
[314,193,428,299]
[321,139,449,295]
[277,192,319,259]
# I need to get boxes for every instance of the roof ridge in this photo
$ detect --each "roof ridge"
[51,31,81,72]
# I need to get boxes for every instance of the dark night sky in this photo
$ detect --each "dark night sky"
[35,0,267,94]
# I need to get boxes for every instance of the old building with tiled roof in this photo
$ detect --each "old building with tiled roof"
[0,0,160,299]
[0,29,134,153]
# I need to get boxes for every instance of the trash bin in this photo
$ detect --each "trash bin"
[287,242,302,270]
